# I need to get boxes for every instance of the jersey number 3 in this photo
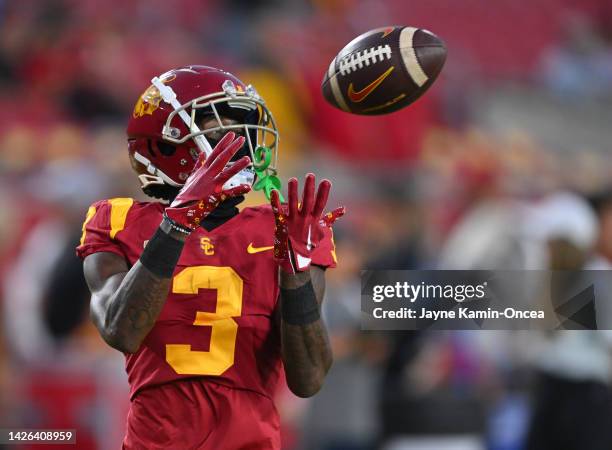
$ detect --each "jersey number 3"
[166,266,243,376]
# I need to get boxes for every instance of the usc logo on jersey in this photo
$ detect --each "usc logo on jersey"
[200,237,214,255]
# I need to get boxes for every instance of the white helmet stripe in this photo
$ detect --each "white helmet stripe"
[151,76,214,157]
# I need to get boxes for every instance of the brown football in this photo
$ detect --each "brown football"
[322,26,446,115]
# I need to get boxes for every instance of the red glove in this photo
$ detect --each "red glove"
[270,173,345,273]
[165,132,251,232]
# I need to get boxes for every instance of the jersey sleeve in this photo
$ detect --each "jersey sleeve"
[311,225,338,269]
[76,198,133,260]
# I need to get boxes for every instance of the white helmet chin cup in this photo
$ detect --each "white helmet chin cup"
[138,173,166,189]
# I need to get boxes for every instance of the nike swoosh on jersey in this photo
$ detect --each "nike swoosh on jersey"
[247,243,274,254]
[347,66,395,103]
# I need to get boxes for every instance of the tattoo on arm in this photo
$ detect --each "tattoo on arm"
[85,222,186,354]
[279,267,333,398]
[105,262,172,347]
[118,264,170,330]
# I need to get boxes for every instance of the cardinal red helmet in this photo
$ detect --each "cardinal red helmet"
[127,65,279,199]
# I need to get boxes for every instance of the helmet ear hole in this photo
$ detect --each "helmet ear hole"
[146,139,156,156]
[156,140,177,156]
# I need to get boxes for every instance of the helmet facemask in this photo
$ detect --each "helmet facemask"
[156,78,279,194]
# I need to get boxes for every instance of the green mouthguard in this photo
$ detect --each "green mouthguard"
[252,146,284,201]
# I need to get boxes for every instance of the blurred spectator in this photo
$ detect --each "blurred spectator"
[524,192,612,450]
[541,15,612,100]
[588,188,612,268]
[436,151,527,270]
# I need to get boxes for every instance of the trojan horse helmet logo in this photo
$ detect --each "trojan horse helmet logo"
[132,72,177,118]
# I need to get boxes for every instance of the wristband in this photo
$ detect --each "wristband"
[280,280,320,325]
[162,211,192,235]
[139,227,185,278]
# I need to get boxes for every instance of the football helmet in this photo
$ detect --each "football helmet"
[127,65,279,199]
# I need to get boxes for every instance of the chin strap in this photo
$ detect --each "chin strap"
[152,76,214,157]
[134,151,183,189]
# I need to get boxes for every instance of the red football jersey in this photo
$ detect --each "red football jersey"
[77,198,337,400]
[76,197,337,448]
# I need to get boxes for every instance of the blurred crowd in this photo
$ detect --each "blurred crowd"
[1,0,612,449]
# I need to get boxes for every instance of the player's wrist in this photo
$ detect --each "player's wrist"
[165,197,220,232]
[140,226,186,278]
[160,214,191,242]
[279,269,311,288]
[279,278,320,325]
[275,245,312,274]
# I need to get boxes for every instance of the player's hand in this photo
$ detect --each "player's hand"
[164,132,251,232]
[270,173,345,273]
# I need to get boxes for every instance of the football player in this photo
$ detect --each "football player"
[77,66,344,449]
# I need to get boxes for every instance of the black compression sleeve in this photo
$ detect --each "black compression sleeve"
[280,280,320,325]
[139,227,185,278]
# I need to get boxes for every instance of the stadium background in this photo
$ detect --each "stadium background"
[1,0,612,448]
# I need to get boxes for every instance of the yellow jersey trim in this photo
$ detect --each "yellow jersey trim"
[108,198,134,239]
[80,206,97,246]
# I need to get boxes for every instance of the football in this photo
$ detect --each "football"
[322,26,447,115]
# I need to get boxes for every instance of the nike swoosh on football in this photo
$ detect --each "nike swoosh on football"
[247,243,274,254]
[381,27,394,38]
[347,66,395,103]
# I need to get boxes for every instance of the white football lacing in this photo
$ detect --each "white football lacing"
[339,45,392,75]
